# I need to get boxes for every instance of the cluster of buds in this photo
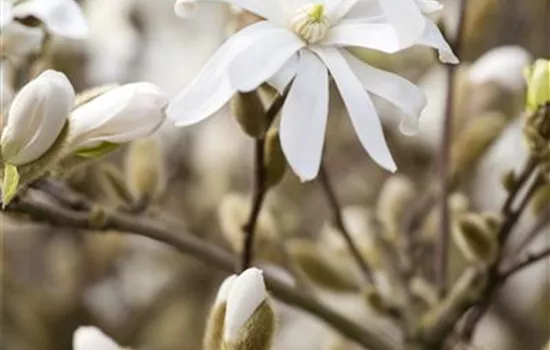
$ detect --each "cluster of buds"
[0,69,168,206]
[523,59,550,161]
[203,268,275,350]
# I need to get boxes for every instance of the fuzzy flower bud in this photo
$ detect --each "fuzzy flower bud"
[525,59,550,112]
[125,136,166,202]
[66,83,168,156]
[73,326,122,350]
[204,275,237,350]
[1,70,73,165]
[231,90,267,138]
[223,268,275,350]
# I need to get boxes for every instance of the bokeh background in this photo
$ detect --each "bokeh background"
[1,0,549,349]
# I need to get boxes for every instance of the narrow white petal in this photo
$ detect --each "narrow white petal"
[13,0,89,39]
[377,0,426,47]
[73,326,120,350]
[417,20,459,64]
[415,0,443,14]
[215,275,237,305]
[267,54,299,94]
[313,47,396,172]
[0,0,13,27]
[325,0,359,23]
[340,0,383,22]
[167,21,279,126]
[228,30,305,92]
[224,268,268,342]
[181,0,286,25]
[323,22,403,53]
[342,50,427,135]
[280,50,329,182]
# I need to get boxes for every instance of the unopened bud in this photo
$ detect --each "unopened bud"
[204,275,237,350]
[73,326,123,350]
[124,137,166,203]
[453,213,498,265]
[74,84,119,108]
[531,184,550,215]
[525,59,550,112]
[362,286,387,314]
[263,128,286,188]
[501,169,517,192]
[231,91,267,138]
[98,164,134,205]
[376,175,416,240]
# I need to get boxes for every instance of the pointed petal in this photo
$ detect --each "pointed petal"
[323,22,403,53]
[415,0,443,14]
[417,20,459,64]
[13,0,89,39]
[0,0,13,27]
[313,47,396,172]
[73,327,120,350]
[326,0,359,23]
[228,30,305,92]
[267,54,299,94]
[377,0,426,47]
[342,50,427,135]
[167,21,278,126]
[280,50,329,182]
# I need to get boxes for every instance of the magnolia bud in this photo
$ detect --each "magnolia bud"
[174,0,199,18]
[525,59,550,112]
[263,128,286,188]
[73,326,122,350]
[124,137,166,202]
[231,91,268,138]
[98,164,134,205]
[452,214,498,265]
[501,169,517,192]
[376,175,416,240]
[223,268,275,350]
[66,83,168,156]
[1,70,73,166]
[204,275,237,350]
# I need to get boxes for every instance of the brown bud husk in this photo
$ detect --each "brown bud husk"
[288,239,359,292]
[524,103,550,158]
[204,302,227,350]
[501,170,517,192]
[98,164,134,205]
[452,213,498,265]
[223,301,275,350]
[124,137,166,203]
[231,91,268,138]
[263,128,286,188]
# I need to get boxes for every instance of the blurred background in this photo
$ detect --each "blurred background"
[1,0,549,349]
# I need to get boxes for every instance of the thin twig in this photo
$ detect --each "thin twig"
[240,90,289,271]
[436,0,469,298]
[6,194,396,350]
[500,247,550,280]
[506,207,550,259]
[319,164,374,284]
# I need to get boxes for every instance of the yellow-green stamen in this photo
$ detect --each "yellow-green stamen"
[308,4,324,22]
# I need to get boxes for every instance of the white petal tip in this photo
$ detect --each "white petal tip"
[73,326,119,350]
[174,0,199,18]
[216,274,237,305]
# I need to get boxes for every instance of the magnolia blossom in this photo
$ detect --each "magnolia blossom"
[223,267,268,343]
[73,326,121,350]
[0,70,74,165]
[0,0,88,39]
[168,0,456,181]
[66,83,168,153]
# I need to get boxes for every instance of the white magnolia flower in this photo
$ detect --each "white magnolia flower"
[224,267,268,342]
[66,83,168,153]
[1,69,74,165]
[168,0,456,181]
[1,0,88,39]
[73,326,121,350]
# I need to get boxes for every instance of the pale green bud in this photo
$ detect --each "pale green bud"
[263,128,286,188]
[231,90,268,138]
[204,275,237,350]
[525,59,550,112]
[124,136,166,202]
[452,213,498,265]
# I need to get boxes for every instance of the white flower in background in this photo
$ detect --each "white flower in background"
[73,326,121,350]
[66,83,168,154]
[168,0,456,181]
[0,0,88,39]
[1,69,74,165]
[0,21,44,61]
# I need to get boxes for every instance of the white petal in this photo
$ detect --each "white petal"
[313,47,396,172]
[376,0,426,47]
[342,50,427,135]
[325,0,359,23]
[73,326,120,350]
[68,83,167,150]
[224,268,268,342]
[174,0,199,18]
[1,70,73,165]
[180,0,286,26]
[228,30,305,92]
[215,275,237,305]
[267,54,299,94]
[415,0,443,14]
[167,21,279,126]
[0,0,13,27]
[340,0,383,22]
[417,20,459,64]
[13,0,89,39]
[280,50,329,182]
[323,22,404,53]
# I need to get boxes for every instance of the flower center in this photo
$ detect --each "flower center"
[290,4,329,44]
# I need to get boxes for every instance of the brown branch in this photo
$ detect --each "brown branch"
[319,164,374,284]
[5,193,397,350]
[506,207,550,259]
[500,247,550,280]
[436,0,469,298]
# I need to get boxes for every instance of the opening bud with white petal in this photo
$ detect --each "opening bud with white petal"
[73,326,123,350]
[204,275,237,350]
[223,268,275,350]
[66,82,168,157]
